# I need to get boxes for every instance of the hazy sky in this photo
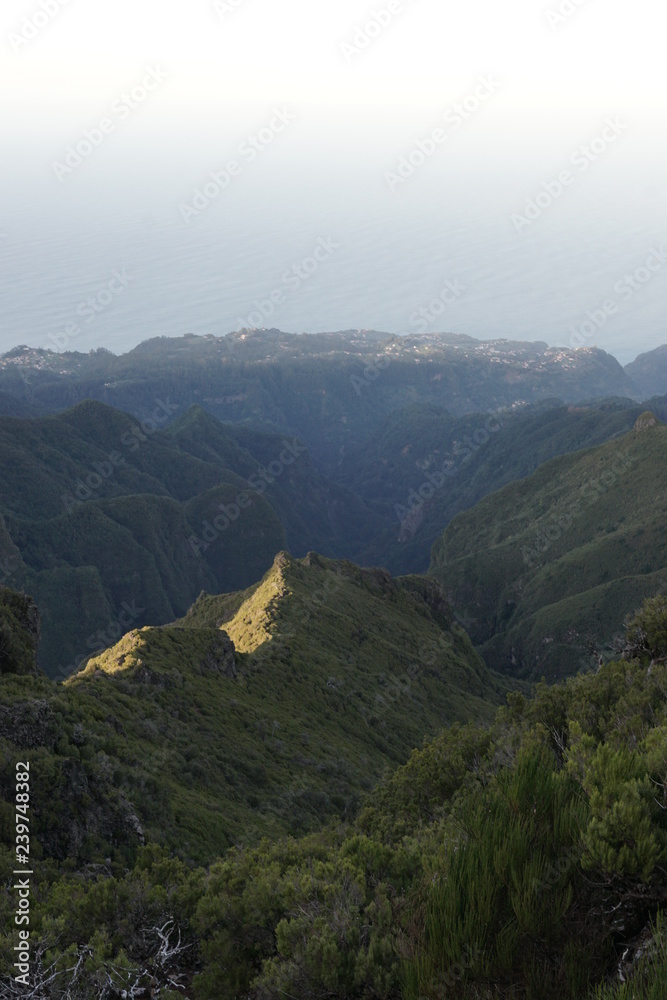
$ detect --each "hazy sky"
[3,0,665,115]
[1,0,665,362]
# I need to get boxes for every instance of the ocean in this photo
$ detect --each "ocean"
[2,110,665,366]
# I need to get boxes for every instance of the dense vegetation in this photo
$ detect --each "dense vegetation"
[430,414,667,680]
[0,554,504,863]
[0,400,390,676]
[0,331,642,473]
[1,389,658,678]
[1,331,664,683]
[2,590,667,997]
[1,331,667,996]
[339,398,643,573]
[0,590,40,677]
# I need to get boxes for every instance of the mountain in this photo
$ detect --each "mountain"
[0,400,389,676]
[625,343,667,399]
[0,332,641,473]
[166,404,389,561]
[192,600,667,1000]
[0,388,43,417]
[0,555,503,865]
[3,332,667,998]
[3,584,667,999]
[429,413,667,680]
[338,397,644,573]
[3,390,657,675]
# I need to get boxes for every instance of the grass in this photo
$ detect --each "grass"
[430,419,667,680]
[26,551,509,862]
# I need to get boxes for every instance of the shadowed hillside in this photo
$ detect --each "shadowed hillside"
[429,414,667,680]
[0,400,389,675]
[3,584,667,998]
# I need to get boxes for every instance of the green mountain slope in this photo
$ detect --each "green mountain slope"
[339,398,642,572]
[64,552,502,859]
[0,401,389,676]
[0,554,504,870]
[167,405,389,561]
[0,332,641,473]
[429,414,667,680]
[3,388,660,681]
[183,601,667,1000]
[4,591,667,999]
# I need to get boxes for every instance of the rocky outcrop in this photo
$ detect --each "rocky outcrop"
[634,411,660,432]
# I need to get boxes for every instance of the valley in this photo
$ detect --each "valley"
[1,330,667,998]
[1,331,663,679]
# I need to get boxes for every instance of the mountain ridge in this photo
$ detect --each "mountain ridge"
[0,400,390,675]
[429,415,667,679]
[0,332,645,474]
[0,553,507,867]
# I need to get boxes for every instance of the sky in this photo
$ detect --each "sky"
[3,0,665,115]
[1,0,665,362]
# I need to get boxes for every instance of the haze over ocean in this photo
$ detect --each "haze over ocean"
[2,0,665,365]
